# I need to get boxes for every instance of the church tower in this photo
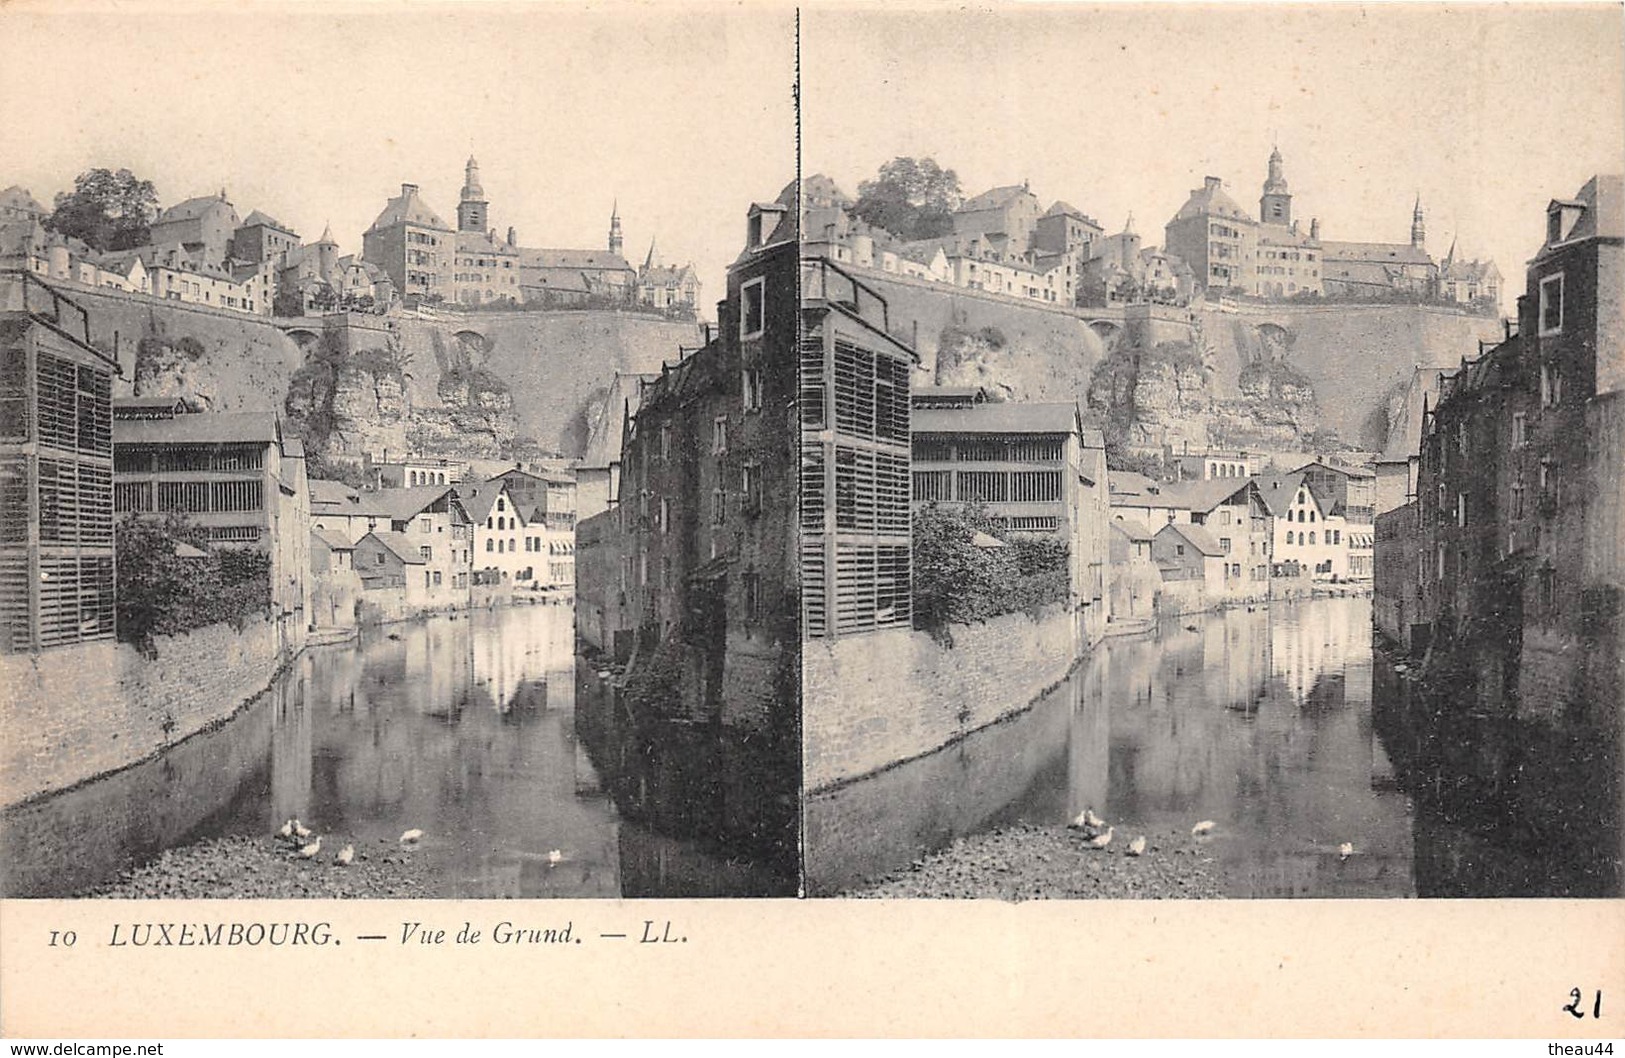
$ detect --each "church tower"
[608,201,623,257]
[1410,195,1426,250]
[458,155,488,234]
[1260,146,1292,227]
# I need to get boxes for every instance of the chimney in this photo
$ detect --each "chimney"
[507,227,517,247]
[401,183,418,197]
[1204,176,1222,192]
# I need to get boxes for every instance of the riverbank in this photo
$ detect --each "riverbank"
[84,834,438,898]
[848,822,1228,899]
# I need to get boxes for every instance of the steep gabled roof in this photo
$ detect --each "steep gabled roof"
[1158,520,1224,557]
[366,185,451,233]
[240,210,295,234]
[1160,477,1255,514]
[367,484,454,522]
[309,479,363,507]
[1111,515,1155,542]
[156,194,236,224]
[359,530,426,564]
[311,527,355,551]
[1252,469,1312,517]
[960,185,1035,212]
[454,480,513,525]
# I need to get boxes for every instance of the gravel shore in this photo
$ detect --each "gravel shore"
[84,834,438,899]
[850,822,1228,899]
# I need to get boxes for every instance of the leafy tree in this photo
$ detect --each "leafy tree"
[1075,273,1110,308]
[47,168,158,252]
[852,156,962,241]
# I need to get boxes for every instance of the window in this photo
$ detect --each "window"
[1175,544,1185,556]
[1220,537,1232,553]
[419,546,432,561]
[741,277,765,338]
[1512,412,1527,447]
[712,487,726,525]
[744,571,761,622]
[659,423,671,460]
[1286,531,1295,545]
[1512,477,1526,519]
[1457,493,1467,528]
[741,464,761,515]
[433,571,442,586]
[486,539,493,552]
[1308,532,1316,545]
[1541,362,1564,407]
[713,416,728,455]
[1332,530,1341,545]
[1538,273,1564,336]
[659,498,670,534]
[742,367,763,412]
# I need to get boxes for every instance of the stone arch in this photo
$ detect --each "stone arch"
[453,329,493,356]
[285,328,320,350]
[1087,319,1122,342]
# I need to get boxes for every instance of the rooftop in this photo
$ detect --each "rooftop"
[911,401,1081,436]
[360,530,426,565]
[114,411,279,447]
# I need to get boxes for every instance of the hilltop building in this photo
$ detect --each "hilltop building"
[362,157,700,313]
[1165,148,1500,308]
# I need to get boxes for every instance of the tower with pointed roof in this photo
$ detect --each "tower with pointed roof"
[458,155,488,234]
[1410,195,1426,250]
[1260,146,1292,227]
[608,202,623,257]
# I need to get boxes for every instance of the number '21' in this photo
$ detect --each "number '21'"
[1564,989,1603,1019]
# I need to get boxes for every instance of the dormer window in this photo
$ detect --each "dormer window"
[748,212,765,248]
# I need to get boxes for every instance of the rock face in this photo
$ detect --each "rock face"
[284,328,521,470]
[934,324,1101,409]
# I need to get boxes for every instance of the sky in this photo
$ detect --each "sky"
[0,1,799,313]
[3,3,1620,313]
[802,4,1625,296]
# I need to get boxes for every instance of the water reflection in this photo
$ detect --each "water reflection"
[3,604,787,898]
[808,597,1417,897]
[1372,661,1621,898]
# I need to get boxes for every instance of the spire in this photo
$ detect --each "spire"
[318,221,335,246]
[1411,194,1426,250]
[643,237,660,271]
[461,155,485,202]
[608,200,623,257]
[458,155,489,233]
[1122,212,1136,236]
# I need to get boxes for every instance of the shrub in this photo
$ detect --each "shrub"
[912,503,1069,640]
[116,514,271,654]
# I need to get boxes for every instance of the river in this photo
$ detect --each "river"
[2,603,797,898]
[7,596,1615,899]
[807,595,1621,897]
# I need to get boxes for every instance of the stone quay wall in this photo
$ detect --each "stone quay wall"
[0,618,283,808]
[803,607,1079,792]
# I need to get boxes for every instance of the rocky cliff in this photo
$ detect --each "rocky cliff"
[62,285,700,468]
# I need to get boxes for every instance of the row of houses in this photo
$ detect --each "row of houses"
[1372,174,1621,724]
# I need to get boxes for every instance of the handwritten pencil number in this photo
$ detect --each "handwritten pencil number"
[1563,988,1602,1019]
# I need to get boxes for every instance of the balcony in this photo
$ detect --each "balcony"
[801,257,889,336]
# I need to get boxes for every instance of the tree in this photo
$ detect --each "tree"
[851,157,962,242]
[47,168,158,252]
